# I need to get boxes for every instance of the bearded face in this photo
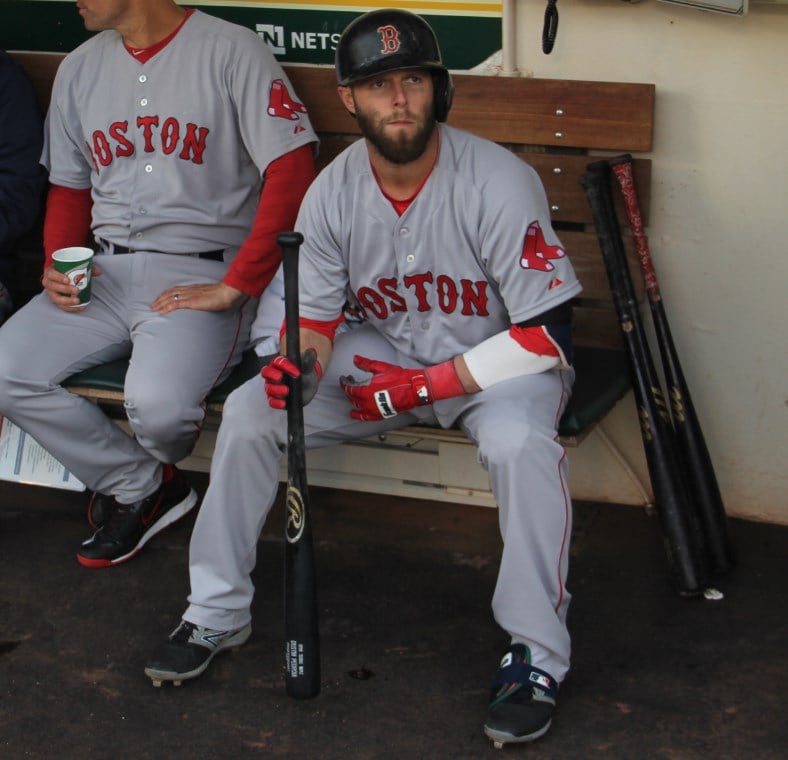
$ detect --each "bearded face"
[354,97,437,165]
[344,70,438,166]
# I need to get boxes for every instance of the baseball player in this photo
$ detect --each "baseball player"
[0,0,317,567]
[145,9,580,748]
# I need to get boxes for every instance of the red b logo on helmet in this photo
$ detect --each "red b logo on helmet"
[377,25,401,54]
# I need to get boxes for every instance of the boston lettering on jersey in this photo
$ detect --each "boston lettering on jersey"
[88,117,209,170]
[355,273,489,320]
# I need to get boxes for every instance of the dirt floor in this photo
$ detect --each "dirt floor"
[1,474,786,759]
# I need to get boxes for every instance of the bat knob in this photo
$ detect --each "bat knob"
[277,231,304,248]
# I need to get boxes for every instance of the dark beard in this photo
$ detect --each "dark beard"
[356,107,437,165]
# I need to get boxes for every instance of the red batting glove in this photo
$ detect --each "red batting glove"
[340,355,465,421]
[261,350,322,409]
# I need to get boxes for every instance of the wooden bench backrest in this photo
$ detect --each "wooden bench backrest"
[11,52,655,350]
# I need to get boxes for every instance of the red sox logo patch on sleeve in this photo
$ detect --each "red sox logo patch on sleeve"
[520,220,566,273]
[268,79,307,127]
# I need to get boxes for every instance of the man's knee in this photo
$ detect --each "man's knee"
[477,418,543,467]
[124,381,199,442]
[0,345,34,411]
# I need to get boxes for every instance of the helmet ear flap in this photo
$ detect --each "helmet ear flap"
[433,70,454,122]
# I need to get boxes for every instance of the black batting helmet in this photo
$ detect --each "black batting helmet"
[335,9,454,122]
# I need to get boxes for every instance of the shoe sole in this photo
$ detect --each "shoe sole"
[144,624,252,687]
[484,719,553,748]
[77,488,199,568]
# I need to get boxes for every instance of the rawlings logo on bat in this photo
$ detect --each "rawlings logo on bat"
[286,486,306,543]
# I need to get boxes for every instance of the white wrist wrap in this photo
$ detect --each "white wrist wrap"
[462,331,560,391]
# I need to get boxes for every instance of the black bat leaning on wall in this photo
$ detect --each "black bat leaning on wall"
[604,154,735,576]
[580,167,708,596]
[278,231,321,699]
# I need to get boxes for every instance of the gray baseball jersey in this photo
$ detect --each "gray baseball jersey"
[42,10,317,255]
[295,124,581,365]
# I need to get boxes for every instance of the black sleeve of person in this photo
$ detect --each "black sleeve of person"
[515,301,573,328]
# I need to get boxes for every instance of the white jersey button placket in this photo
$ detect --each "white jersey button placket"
[135,63,153,248]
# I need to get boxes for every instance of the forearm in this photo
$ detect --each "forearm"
[223,145,316,296]
[428,322,570,401]
[459,326,567,391]
[340,307,573,421]
[298,327,334,373]
[42,184,93,268]
[452,355,482,394]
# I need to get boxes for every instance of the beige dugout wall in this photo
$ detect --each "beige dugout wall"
[497,0,787,523]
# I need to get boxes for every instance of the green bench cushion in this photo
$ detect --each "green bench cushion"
[63,345,631,439]
[63,358,129,393]
[559,346,631,438]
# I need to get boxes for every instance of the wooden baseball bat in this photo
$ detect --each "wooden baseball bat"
[580,169,707,595]
[278,231,321,699]
[607,154,735,575]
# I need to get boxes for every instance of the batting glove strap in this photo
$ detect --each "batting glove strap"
[425,358,466,401]
[378,372,431,418]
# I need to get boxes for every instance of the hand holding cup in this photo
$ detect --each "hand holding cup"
[49,247,95,310]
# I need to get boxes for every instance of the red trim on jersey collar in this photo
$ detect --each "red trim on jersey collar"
[124,8,194,63]
[373,130,441,216]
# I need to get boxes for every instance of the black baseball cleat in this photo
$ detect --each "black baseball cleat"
[144,620,252,687]
[87,491,113,530]
[484,643,559,749]
[77,465,197,568]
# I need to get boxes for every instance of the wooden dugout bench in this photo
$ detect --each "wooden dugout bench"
[10,51,654,505]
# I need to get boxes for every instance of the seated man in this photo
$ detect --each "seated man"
[0,50,47,323]
[146,9,580,748]
[0,0,317,567]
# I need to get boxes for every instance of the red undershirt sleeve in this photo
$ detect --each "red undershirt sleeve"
[277,314,345,344]
[222,143,317,298]
[42,184,93,270]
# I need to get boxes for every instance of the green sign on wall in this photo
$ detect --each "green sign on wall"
[1,0,503,71]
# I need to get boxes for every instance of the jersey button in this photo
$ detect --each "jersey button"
[135,232,143,239]
[145,164,153,173]
[399,227,409,237]
[139,74,147,83]
[140,98,148,106]
[406,254,415,263]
